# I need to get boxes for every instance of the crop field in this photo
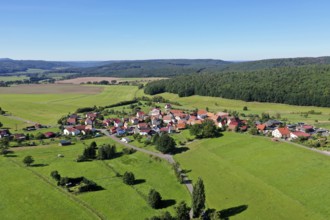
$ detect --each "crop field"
[175,132,330,220]
[1,137,190,220]
[57,77,166,84]
[0,85,138,126]
[158,93,330,127]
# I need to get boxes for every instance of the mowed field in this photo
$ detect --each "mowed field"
[175,132,330,220]
[1,137,190,220]
[157,92,330,128]
[0,84,138,126]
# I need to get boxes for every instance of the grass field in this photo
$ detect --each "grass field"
[1,137,190,219]
[175,132,330,219]
[57,77,166,84]
[157,92,330,127]
[0,85,138,126]
[0,75,29,81]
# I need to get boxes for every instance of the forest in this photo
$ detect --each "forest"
[144,65,330,107]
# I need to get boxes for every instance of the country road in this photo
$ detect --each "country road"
[100,129,194,194]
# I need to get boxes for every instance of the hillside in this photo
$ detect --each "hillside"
[144,65,330,107]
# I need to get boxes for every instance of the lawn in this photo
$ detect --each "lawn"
[3,137,190,219]
[175,132,330,219]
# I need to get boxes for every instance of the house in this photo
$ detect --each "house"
[58,140,72,146]
[290,131,311,140]
[257,124,266,132]
[138,123,149,129]
[197,109,208,119]
[63,127,80,136]
[272,127,291,139]
[103,119,112,127]
[13,133,26,141]
[130,117,139,125]
[0,129,10,138]
[228,121,239,131]
[121,137,131,143]
[139,129,151,136]
[210,115,222,127]
[177,121,186,130]
[66,117,77,125]
[86,112,98,119]
[165,103,172,110]
[264,120,282,128]
[44,132,56,138]
[116,128,126,136]
[113,119,123,128]
[136,111,146,119]
[163,115,173,124]
[151,117,161,127]
[85,118,94,126]
[217,112,230,118]
[149,108,161,116]
[298,125,314,133]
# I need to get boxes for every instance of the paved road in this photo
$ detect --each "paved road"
[100,129,194,194]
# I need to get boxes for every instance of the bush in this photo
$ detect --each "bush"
[148,189,162,209]
[123,172,135,185]
[50,170,61,181]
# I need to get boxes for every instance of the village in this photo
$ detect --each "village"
[1,101,329,151]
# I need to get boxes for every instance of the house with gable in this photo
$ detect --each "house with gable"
[197,109,208,119]
[272,127,291,139]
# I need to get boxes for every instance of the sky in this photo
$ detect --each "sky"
[0,0,330,61]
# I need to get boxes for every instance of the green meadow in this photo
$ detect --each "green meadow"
[175,132,330,220]
[2,137,190,219]
[0,75,29,81]
[0,85,138,126]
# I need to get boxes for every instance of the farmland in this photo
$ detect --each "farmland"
[1,84,330,219]
[175,132,330,219]
[56,77,166,84]
[0,84,138,126]
[1,137,190,219]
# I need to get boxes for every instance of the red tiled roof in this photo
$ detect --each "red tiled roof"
[197,109,208,115]
[292,131,311,137]
[257,124,266,131]
[277,127,290,135]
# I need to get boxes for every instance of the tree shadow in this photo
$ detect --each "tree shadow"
[4,154,17,157]
[173,147,189,155]
[31,163,49,167]
[134,179,146,185]
[182,179,192,184]
[219,205,248,219]
[159,199,176,209]
[182,169,191,174]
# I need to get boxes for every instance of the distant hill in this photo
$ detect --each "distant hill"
[0,59,71,74]
[65,59,232,77]
[63,56,330,78]
[2,56,330,77]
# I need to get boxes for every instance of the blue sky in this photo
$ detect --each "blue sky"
[0,0,329,61]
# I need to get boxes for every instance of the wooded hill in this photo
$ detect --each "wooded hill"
[144,65,330,107]
[63,56,330,78]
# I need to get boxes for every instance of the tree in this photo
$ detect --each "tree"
[50,170,61,181]
[148,189,162,209]
[123,172,135,185]
[201,119,218,138]
[190,124,202,136]
[249,127,258,135]
[98,144,116,160]
[156,134,176,154]
[243,106,248,111]
[192,177,206,217]
[83,145,96,159]
[23,155,34,166]
[175,201,190,220]
[0,121,2,128]
[35,132,45,140]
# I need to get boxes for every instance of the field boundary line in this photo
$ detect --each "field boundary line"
[6,157,106,220]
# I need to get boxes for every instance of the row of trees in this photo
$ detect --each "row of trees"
[144,65,330,107]
[190,119,219,138]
